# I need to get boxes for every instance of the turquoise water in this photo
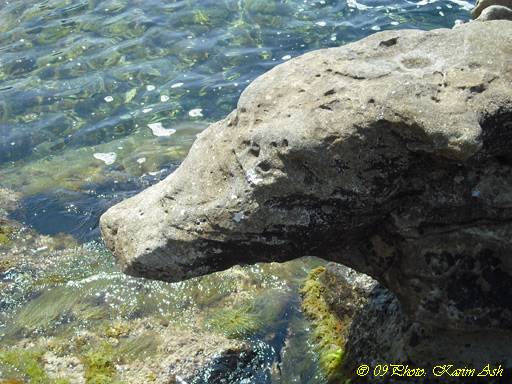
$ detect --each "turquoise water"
[0,0,474,383]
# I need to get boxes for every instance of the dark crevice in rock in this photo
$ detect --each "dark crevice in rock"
[334,71,366,80]
[379,37,399,47]
[479,106,512,165]
[318,99,340,111]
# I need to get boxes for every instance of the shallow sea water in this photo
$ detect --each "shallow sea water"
[0,0,474,383]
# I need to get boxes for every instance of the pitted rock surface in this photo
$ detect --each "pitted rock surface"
[101,21,512,338]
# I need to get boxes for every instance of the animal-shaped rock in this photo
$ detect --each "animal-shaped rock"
[101,20,512,368]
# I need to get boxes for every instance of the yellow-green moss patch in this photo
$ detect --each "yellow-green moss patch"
[0,224,14,246]
[82,344,120,384]
[0,259,16,273]
[300,267,347,383]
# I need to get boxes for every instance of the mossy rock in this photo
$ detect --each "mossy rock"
[0,348,70,384]
[0,224,15,246]
[82,344,120,384]
[0,258,16,273]
[103,322,132,339]
[300,267,348,383]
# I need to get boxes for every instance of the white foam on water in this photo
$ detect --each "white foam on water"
[148,122,177,137]
[137,157,146,164]
[410,0,437,5]
[188,108,203,117]
[447,0,473,9]
[160,95,170,102]
[146,84,156,91]
[281,55,292,60]
[171,82,184,88]
[93,152,117,165]
[104,95,114,103]
[347,0,373,10]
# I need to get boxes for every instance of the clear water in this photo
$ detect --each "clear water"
[0,0,474,382]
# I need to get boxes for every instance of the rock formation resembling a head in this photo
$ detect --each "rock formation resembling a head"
[101,21,512,334]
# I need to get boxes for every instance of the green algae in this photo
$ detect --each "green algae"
[33,274,72,287]
[0,233,10,246]
[82,344,120,384]
[0,349,70,384]
[0,259,16,273]
[0,247,326,381]
[7,285,108,337]
[205,303,262,339]
[103,321,132,339]
[114,332,160,362]
[300,267,347,383]
[0,225,14,246]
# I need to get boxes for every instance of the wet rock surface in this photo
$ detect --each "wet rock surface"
[311,264,512,383]
[1,319,257,384]
[101,19,512,375]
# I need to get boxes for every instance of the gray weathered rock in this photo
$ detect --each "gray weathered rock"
[319,264,512,382]
[101,19,512,354]
[319,262,377,319]
[472,0,512,18]
[476,4,512,21]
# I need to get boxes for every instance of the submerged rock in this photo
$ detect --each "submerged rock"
[0,189,19,217]
[101,20,512,374]
[0,320,257,384]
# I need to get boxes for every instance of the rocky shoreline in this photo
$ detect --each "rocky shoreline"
[101,1,512,381]
[1,188,318,383]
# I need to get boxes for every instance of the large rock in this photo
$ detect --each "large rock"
[476,5,512,21]
[321,265,512,383]
[101,19,512,363]
[472,0,512,18]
